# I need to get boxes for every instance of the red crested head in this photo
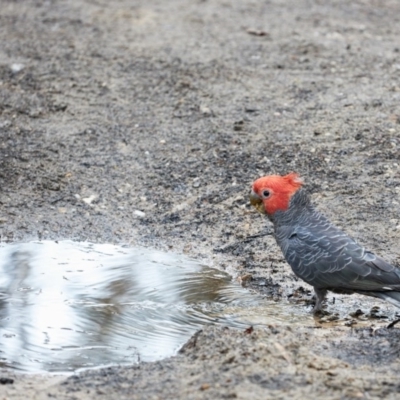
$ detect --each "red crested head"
[250,173,303,215]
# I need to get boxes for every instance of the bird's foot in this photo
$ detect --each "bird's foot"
[313,288,328,314]
[313,309,331,317]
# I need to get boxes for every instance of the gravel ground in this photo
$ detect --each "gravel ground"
[1,0,400,398]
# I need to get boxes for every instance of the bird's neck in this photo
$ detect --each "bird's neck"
[271,188,315,227]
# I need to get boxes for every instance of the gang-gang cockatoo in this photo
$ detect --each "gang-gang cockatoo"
[250,173,400,312]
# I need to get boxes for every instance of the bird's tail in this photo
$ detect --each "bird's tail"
[359,291,400,309]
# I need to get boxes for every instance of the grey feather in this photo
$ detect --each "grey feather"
[271,189,400,310]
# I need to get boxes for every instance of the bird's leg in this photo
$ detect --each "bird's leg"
[313,288,327,313]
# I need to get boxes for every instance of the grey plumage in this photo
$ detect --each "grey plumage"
[271,188,400,311]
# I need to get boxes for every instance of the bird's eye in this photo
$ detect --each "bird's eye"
[262,190,271,198]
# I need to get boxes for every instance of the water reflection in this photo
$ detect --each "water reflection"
[0,241,311,373]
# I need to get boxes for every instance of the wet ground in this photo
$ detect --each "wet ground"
[0,241,248,372]
[0,241,314,373]
[1,0,400,398]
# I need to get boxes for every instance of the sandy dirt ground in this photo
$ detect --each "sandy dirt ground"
[1,0,400,398]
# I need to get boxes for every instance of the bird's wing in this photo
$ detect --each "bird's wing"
[281,224,400,292]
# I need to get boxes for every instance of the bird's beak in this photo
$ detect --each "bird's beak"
[249,190,265,214]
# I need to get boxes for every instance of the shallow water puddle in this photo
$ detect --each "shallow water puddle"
[0,241,312,373]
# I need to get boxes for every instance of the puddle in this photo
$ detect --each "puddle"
[0,241,312,373]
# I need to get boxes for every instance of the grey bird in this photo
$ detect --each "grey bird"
[250,172,400,312]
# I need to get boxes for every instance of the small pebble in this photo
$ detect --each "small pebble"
[200,105,212,116]
[192,178,201,188]
[10,63,24,73]
[82,195,97,205]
